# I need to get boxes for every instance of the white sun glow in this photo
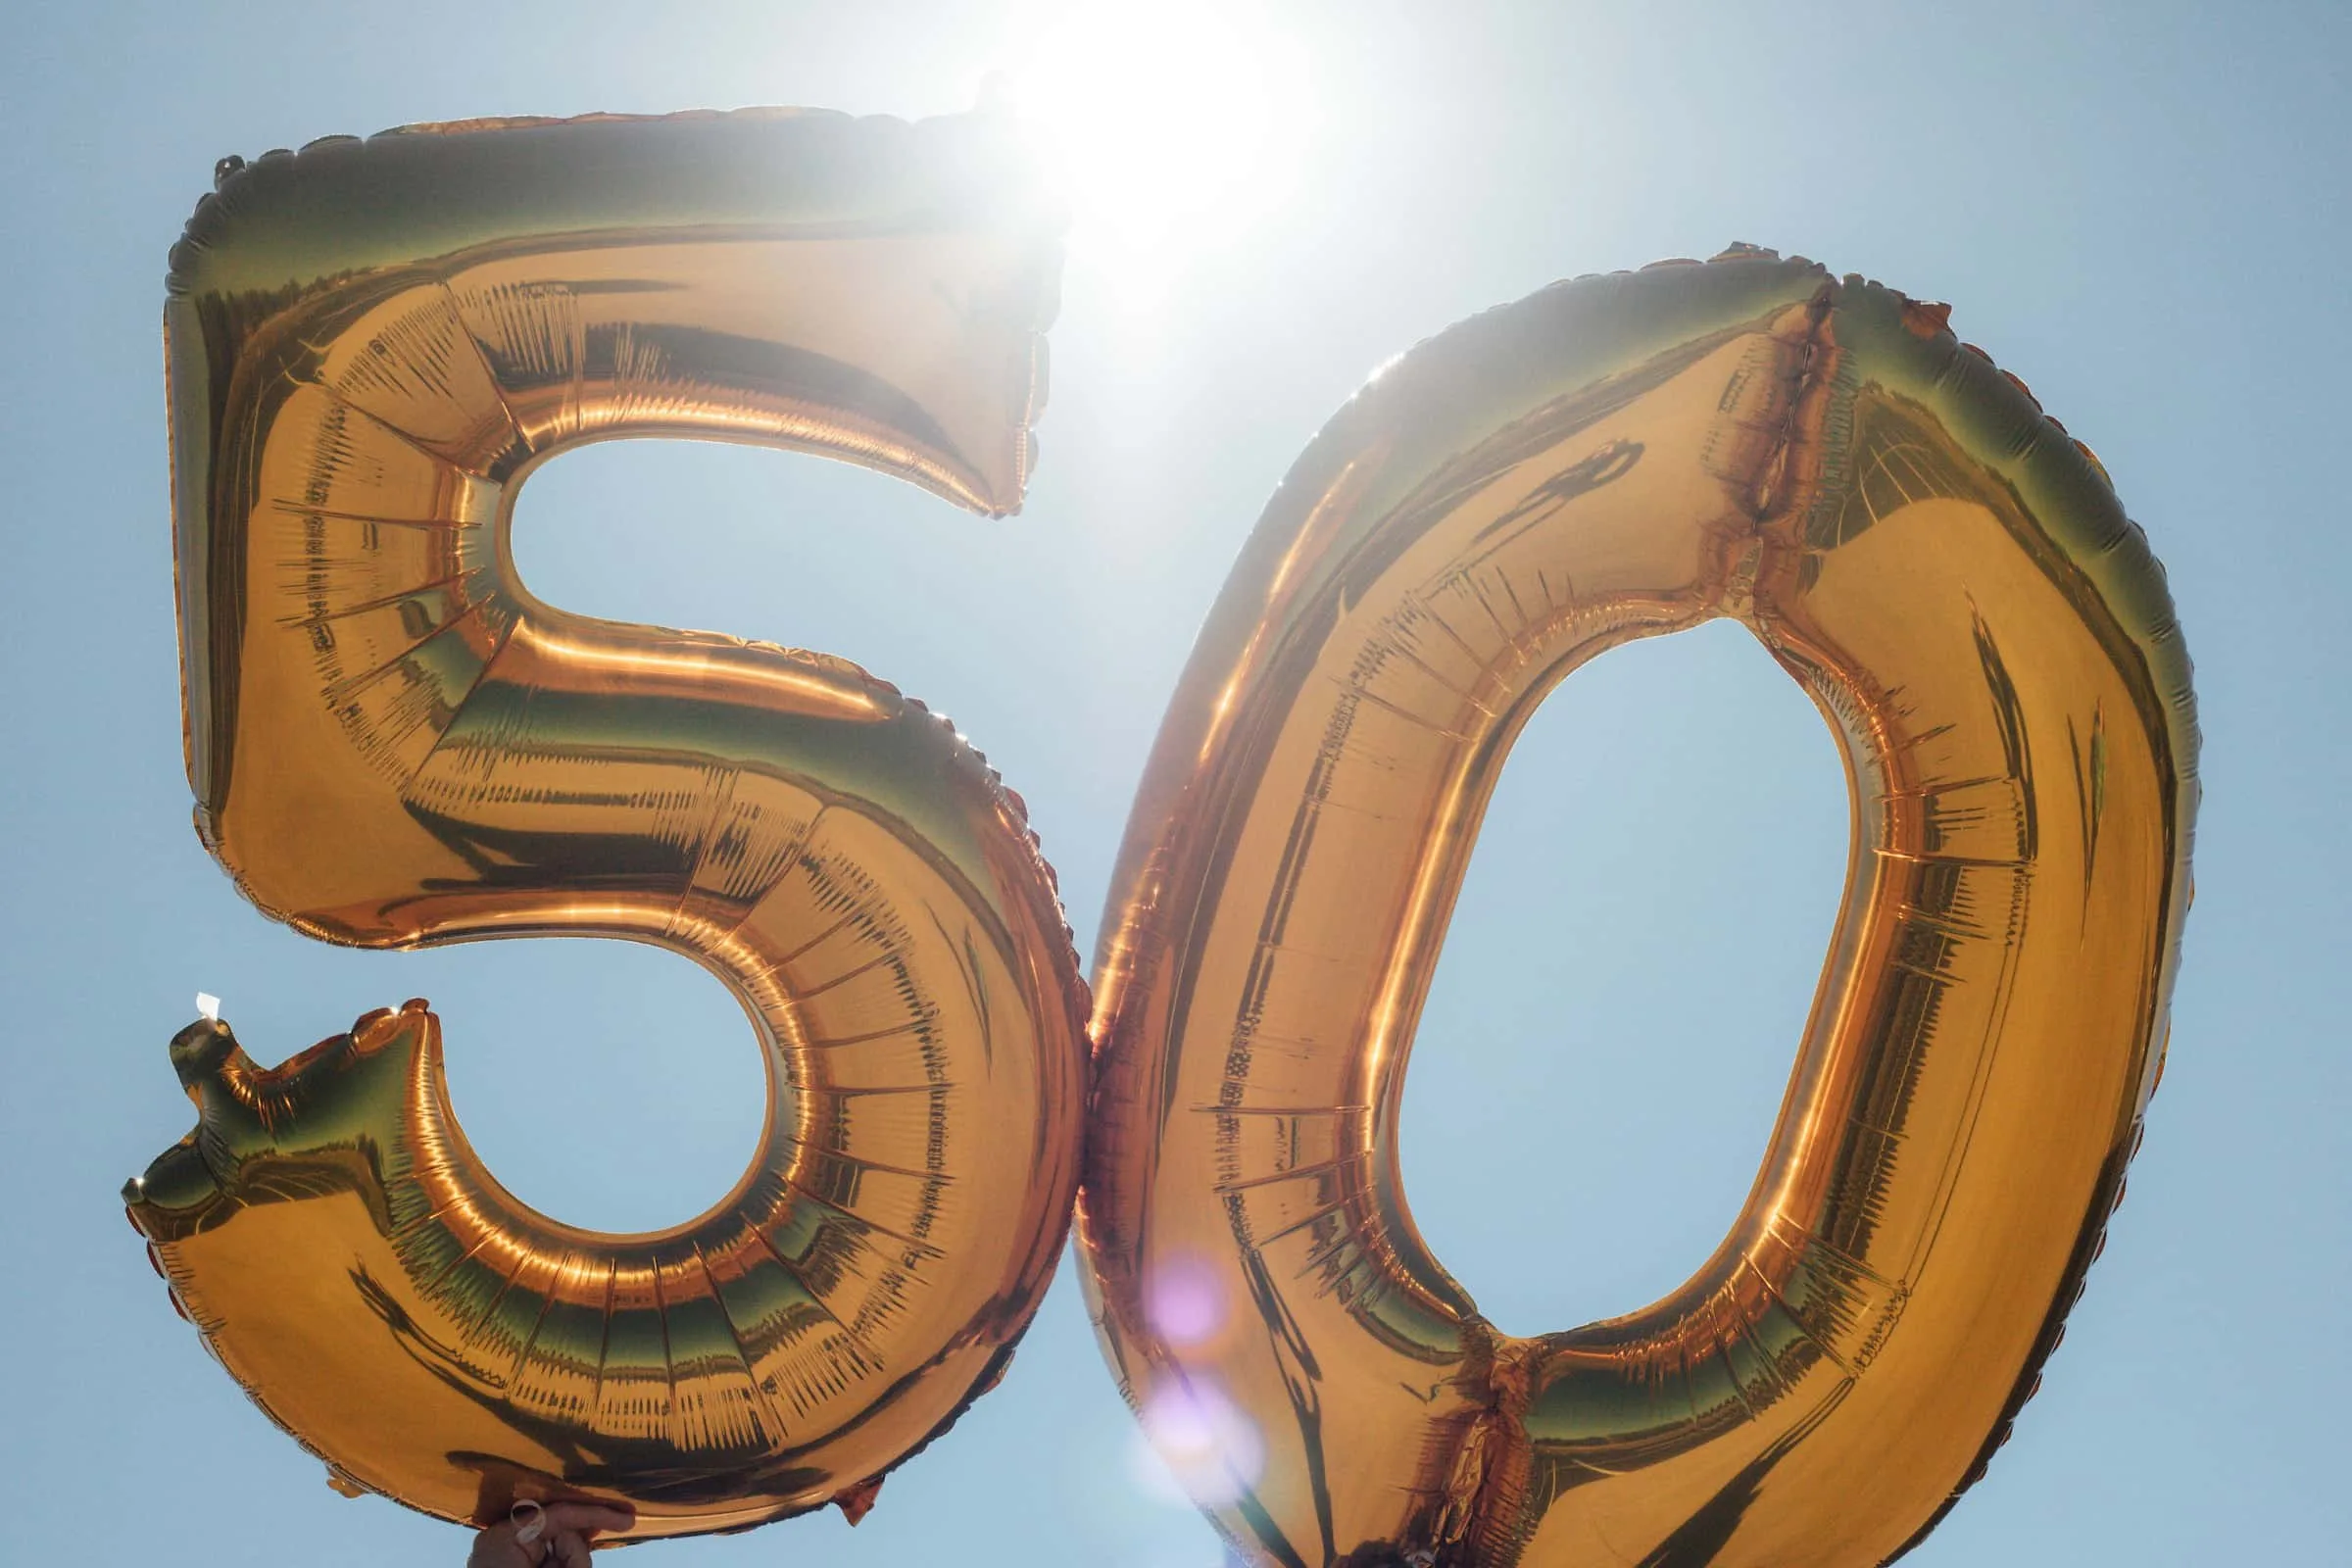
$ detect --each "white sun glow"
[999,2,1312,294]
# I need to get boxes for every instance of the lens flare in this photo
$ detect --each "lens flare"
[1132,1378,1264,1508]
[1147,1255,1228,1347]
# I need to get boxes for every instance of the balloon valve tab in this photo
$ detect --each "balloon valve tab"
[195,992,220,1024]
[832,1475,884,1525]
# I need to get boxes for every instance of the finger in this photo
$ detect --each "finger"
[542,1501,634,1538]
[465,1524,531,1568]
[554,1529,592,1568]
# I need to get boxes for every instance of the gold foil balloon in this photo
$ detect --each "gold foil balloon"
[124,109,1088,1542]
[1078,251,2196,1566]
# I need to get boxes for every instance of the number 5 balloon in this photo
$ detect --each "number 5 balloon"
[123,110,1088,1541]
[1078,251,2195,1566]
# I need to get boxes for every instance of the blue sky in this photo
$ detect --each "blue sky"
[2,3,2344,1562]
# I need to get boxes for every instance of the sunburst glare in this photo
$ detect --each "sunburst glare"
[998,1,1313,298]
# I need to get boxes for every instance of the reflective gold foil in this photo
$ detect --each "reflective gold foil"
[126,110,1087,1542]
[1078,253,2196,1566]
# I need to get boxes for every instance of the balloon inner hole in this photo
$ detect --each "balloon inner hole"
[507,434,1043,699]
[1398,620,1848,1339]
[428,936,771,1236]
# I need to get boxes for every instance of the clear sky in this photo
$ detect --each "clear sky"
[3,2,2344,1563]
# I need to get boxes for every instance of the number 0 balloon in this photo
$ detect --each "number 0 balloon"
[124,110,1088,1541]
[122,107,2196,1568]
[1078,252,2195,1565]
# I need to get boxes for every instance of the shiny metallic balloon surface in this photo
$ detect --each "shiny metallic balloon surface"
[1078,253,2196,1567]
[125,110,1088,1541]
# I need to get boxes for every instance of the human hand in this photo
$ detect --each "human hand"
[467,1500,635,1567]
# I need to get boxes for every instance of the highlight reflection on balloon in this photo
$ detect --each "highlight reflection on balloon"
[125,108,1087,1543]
[1078,250,2196,1566]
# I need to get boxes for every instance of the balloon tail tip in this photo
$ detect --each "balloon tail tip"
[832,1476,884,1526]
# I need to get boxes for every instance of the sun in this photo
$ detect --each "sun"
[997,2,1313,294]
